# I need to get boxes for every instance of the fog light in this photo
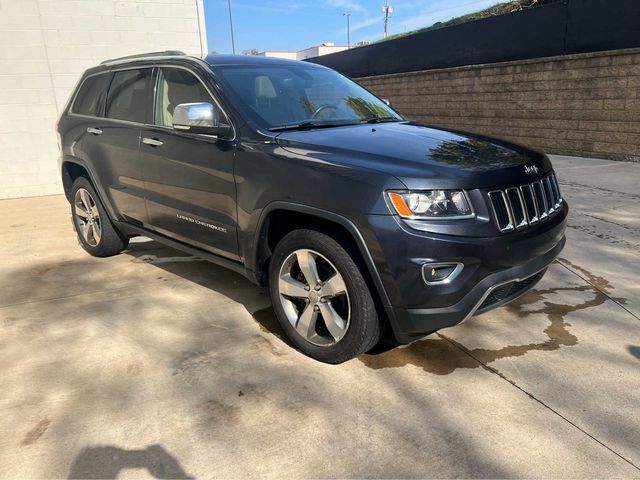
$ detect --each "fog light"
[422,262,463,285]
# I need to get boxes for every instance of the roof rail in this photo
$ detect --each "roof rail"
[100,50,187,65]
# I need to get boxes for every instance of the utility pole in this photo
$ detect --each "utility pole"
[381,0,393,39]
[227,0,236,54]
[343,13,352,48]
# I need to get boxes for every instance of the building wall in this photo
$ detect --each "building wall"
[0,0,207,199]
[260,45,349,61]
[297,45,348,60]
[260,51,298,60]
[357,48,640,161]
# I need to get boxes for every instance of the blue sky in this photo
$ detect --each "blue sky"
[204,0,502,54]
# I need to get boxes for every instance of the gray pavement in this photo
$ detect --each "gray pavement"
[1,155,639,478]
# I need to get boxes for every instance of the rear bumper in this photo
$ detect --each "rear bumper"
[388,236,563,343]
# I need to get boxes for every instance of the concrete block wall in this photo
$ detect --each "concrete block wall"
[0,0,207,199]
[358,48,640,161]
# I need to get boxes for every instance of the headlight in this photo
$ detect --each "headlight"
[387,190,473,219]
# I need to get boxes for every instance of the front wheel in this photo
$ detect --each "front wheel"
[268,229,380,364]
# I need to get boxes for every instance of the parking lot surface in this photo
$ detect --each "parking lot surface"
[1,155,639,478]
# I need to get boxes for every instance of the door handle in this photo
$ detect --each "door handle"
[142,137,163,147]
[86,127,102,135]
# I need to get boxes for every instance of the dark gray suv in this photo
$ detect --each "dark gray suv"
[57,51,567,363]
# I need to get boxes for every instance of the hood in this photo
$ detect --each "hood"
[275,122,551,189]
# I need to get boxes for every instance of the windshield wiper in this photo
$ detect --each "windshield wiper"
[268,121,358,132]
[268,121,317,132]
[361,116,401,124]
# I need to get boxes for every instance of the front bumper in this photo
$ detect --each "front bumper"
[361,202,567,344]
[390,237,563,343]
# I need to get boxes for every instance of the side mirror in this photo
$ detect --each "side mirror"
[381,98,392,107]
[172,102,232,137]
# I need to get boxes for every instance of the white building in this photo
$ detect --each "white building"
[259,42,349,61]
[0,0,207,199]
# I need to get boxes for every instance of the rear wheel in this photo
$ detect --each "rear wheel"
[71,177,128,257]
[269,229,380,364]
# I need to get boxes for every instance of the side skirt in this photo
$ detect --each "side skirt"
[117,221,254,282]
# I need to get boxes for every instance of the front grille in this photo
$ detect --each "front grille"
[478,269,545,312]
[488,173,562,232]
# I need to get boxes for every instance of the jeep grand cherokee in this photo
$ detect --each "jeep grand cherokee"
[57,51,567,363]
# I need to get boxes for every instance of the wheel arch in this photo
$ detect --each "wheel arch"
[253,202,392,310]
[61,160,90,201]
[61,157,118,220]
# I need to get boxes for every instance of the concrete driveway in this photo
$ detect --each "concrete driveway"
[1,156,639,478]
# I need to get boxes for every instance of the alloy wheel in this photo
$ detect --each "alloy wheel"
[278,249,350,346]
[74,188,101,247]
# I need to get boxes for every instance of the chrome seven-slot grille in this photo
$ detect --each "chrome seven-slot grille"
[488,173,563,232]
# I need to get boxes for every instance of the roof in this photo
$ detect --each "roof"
[203,54,326,68]
[84,52,328,78]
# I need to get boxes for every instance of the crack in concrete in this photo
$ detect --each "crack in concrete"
[581,212,640,233]
[556,258,639,323]
[437,333,640,472]
[565,224,640,252]
[558,180,640,200]
[0,281,168,310]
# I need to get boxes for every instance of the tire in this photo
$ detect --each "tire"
[268,229,380,364]
[70,176,128,257]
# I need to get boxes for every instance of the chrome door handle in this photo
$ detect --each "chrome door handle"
[86,127,102,135]
[142,137,163,147]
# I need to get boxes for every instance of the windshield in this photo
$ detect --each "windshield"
[211,63,403,130]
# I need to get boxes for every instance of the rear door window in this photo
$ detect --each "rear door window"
[72,73,111,116]
[105,68,152,123]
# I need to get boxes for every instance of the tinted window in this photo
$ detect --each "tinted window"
[154,67,218,127]
[212,64,401,129]
[106,68,152,123]
[72,73,111,116]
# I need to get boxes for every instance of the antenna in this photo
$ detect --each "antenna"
[381,0,393,39]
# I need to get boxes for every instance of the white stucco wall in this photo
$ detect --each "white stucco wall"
[0,0,207,199]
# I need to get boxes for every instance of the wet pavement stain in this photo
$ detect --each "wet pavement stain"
[557,257,628,304]
[126,362,143,375]
[172,350,218,376]
[20,419,51,446]
[201,399,241,423]
[359,281,607,375]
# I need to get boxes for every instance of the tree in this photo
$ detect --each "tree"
[243,48,260,56]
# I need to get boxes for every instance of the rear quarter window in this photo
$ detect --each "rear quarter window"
[71,73,111,116]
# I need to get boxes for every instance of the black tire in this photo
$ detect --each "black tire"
[70,176,128,257]
[268,229,380,364]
